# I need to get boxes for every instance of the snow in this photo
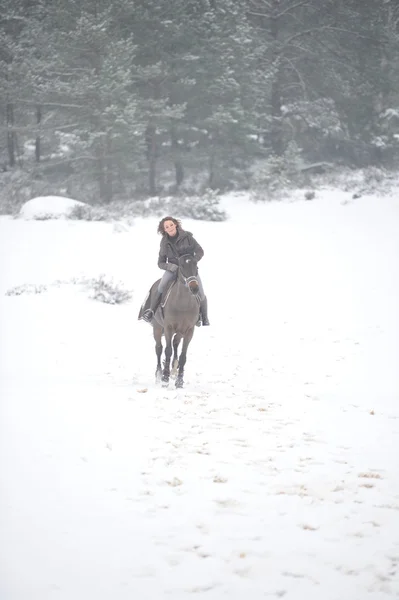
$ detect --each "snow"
[1,188,399,600]
[18,196,86,220]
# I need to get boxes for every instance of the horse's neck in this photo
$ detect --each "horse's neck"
[175,278,187,296]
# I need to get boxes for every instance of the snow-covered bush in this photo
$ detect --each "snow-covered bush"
[5,276,133,304]
[311,165,398,196]
[6,283,47,296]
[87,275,132,305]
[65,193,226,223]
[98,190,227,222]
[68,203,107,221]
[169,188,227,221]
[18,196,87,220]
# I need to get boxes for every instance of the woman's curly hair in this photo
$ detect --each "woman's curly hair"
[157,216,182,235]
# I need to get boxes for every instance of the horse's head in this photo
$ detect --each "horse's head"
[178,254,199,295]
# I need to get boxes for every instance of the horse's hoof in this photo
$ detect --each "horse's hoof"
[175,377,183,388]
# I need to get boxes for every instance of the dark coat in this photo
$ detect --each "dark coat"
[158,229,204,271]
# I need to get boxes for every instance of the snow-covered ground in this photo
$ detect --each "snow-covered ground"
[0,189,398,599]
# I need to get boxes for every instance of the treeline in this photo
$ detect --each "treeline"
[1,0,399,202]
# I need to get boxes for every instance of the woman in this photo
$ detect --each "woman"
[142,216,210,325]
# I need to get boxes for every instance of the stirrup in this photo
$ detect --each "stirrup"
[143,308,154,322]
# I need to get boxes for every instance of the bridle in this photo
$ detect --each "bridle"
[178,270,198,287]
[177,255,199,291]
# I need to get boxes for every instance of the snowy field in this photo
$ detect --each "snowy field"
[0,189,398,599]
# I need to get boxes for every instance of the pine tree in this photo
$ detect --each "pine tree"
[182,0,262,189]
[37,1,142,202]
[2,0,399,202]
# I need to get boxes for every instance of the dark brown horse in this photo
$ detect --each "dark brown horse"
[139,254,200,388]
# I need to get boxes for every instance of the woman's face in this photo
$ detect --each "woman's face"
[164,220,177,237]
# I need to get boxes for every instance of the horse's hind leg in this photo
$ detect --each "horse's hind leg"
[175,329,194,388]
[171,334,182,379]
[153,325,163,383]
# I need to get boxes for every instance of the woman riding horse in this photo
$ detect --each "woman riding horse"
[142,216,210,325]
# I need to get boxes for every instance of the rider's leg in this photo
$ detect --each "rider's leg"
[158,270,176,294]
[143,271,175,322]
[199,297,210,326]
[196,275,210,326]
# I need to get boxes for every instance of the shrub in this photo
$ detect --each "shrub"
[68,204,107,221]
[168,188,227,221]
[6,283,47,296]
[87,275,133,304]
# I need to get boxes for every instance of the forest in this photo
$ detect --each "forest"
[1,0,398,206]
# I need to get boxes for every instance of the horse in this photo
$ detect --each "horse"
[139,254,200,388]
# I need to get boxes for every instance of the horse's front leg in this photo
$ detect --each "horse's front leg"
[162,329,173,385]
[171,333,182,379]
[175,329,194,388]
[153,325,163,382]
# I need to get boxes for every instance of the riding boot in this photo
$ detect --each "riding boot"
[143,291,162,322]
[199,297,210,326]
